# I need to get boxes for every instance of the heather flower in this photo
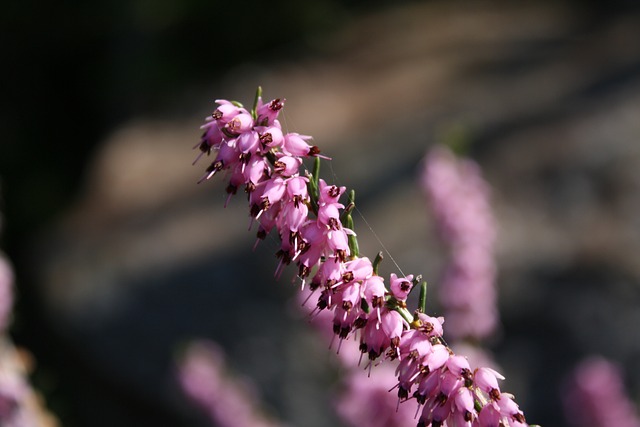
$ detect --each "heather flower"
[362,275,386,310]
[0,207,59,427]
[318,179,346,205]
[563,356,640,427]
[225,111,254,136]
[242,155,269,190]
[258,125,285,150]
[298,283,414,427]
[361,308,404,360]
[212,99,244,125]
[194,88,532,427]
[178,341,283,427]
[474,366,504,396]
[273,155,301,177]
[421,145,498,341]
[0,332,59,427]
[256,97,285,126]
[195,118,224,162]
[0,255,13,333]
[389,273,414,301]
[282,133,317,157]
[335,363,416,427]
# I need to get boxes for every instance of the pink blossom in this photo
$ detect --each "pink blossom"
[361,309,403,360]
[212,99,244,125]
[563,356,640,427]
[318,202,343,230]
[273,155,300,177]
[318,179,346,205]
[177,341,282,427]
[0,268,57,427]
[474,367,504,396]
[296,222,329,277]
[421,145,498,341]
[335,363,416,427]
[258,125,285,150]
[242,155,268,189]
[283,133,319,157]
[256,97,285,126]
[342,257,373,283]
[195,118,224,162]
[326,227,351,262]
[225,112,254,135]
[362,275,386,310]
[195,91,531,427]
[261,176,287,209]
[389,273,414,301]
[0,256,13,333]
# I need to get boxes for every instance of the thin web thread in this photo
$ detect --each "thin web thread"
[325,159,407,278]
[280,108,407,278]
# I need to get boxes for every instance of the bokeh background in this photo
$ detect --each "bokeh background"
[3,0,640,426]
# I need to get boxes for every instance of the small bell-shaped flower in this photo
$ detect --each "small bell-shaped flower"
[390,273,414,301]
[256,97,285,126]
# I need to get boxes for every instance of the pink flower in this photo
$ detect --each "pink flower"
[362,275,386,310]
[212,99,244,125]
[283,133,319,157]
[318,179,346,205]
[342,257,373,283]
[389,273,414,301]
[261,176,287,209]
[421,145,498,341]
[225,112,253,136]
[326,227,351,262]
[563,356,640,427]
[195,91,532,427]
[474,366,504,396]
[296,222,329,277]
[258,125,284,150]
[177,341,282,427]
[195,118,224,162]
[361,309,403,360]
[318,202,343,231]
[256,97,285,126]
[415,313,444,338]
[273,155,300,177]
[335,363,416,427]
[0,255,13,333]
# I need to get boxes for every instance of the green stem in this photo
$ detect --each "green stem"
[395,306,414,324]
[418,281,427,313]
[341,190,359,258]
[311,156,320,188]
[387,297,413,324]
[346,213,359,258]
[372,252,383,275]
[306,157,321,216]
[251,86,263,120]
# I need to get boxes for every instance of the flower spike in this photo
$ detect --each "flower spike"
[193,88,532,427]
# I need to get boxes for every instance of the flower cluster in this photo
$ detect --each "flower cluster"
[299,286,417,427]
[421,146,498,341]
[194,88,531,427]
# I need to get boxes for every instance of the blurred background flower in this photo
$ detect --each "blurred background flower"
[563,356,640,427]
[2,1,640,426]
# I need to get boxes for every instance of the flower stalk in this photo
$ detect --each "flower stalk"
[193,88,532,427]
